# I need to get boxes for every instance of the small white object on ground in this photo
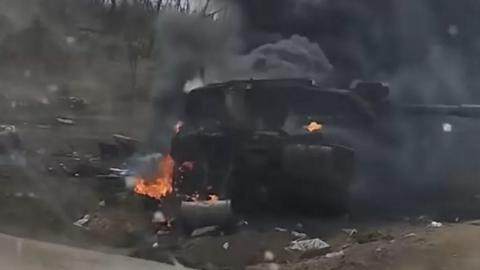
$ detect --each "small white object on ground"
[152,211,166,223]
[264,250,275,261]
[402,233,417,238]
[291,231,308,240]
[286,238,330,252]
[73,214,91,229]
[325,250,345,259]
[429,221,443,228]
[222,242,230,250]
[342,228,358,236]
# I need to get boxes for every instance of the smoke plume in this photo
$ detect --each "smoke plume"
[150,1,333,149]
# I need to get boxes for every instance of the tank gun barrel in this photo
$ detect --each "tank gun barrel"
[400,104,480,118]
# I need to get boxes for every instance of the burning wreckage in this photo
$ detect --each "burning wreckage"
[133,78,480,231]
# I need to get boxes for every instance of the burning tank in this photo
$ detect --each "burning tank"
[171,79,359,216]
[143,78,480,219]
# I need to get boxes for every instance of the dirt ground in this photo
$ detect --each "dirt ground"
[2,74,480,270]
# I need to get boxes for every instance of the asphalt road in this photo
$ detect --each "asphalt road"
[0,233,189,270]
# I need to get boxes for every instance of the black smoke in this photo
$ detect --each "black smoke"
[238,0,480,102]
[236,0,480,218]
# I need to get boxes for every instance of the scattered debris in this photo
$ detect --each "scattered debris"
[291,231,308,241]
[98,200,106,207]
[36,124,52,129]
[56,117,75,126]
[156,230,170,236]
[237,220,249,226]
[402,233,417,239]
[10,192,38,199]
[274,227,288,232]
[222,242,230,250]
[62,96,87,110]
[264,250,275,261]
[286,238,330,252]
[152,211,167,223]
[73,214,91,229]
[191,225,219,237]
[325,250,345,259]
[429,221,443,228]
[342,228,358,237]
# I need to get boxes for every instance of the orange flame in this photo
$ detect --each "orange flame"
[305,121,322,132]
[134,155,174,200]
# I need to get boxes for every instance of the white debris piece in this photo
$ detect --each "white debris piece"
[222,242,230,250]
[402,233,417,238]
[429,221,443,228]
[274,227,288,232]
[286,238,330,252]
[291,231,308,240]
[325,250,345,259]
[152,211,167,223]
[156,230,170,236]
[264,250,275,261]
[191,225,219,237]
[442,122,453,133]
[237,220,249,226]
[342,228,358,236]
[73,214,91,229]
[56,117,75,125]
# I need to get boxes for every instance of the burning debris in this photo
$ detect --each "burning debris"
[133,154,174,200]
